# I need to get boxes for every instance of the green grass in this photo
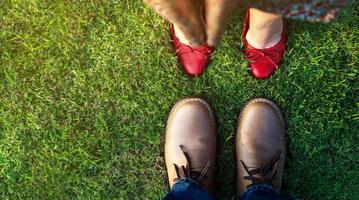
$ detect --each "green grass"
[0,0,358,199]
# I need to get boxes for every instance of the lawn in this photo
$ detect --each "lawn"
[0,0,358,199]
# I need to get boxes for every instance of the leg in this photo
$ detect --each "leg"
[163,98,217,199]
[144,0,206,47]
[245,8,283,49]
[236,98,288,199]
[203,0,239,47]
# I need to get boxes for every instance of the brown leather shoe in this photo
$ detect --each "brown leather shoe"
[236,98,286,195]
[165,98,217,193]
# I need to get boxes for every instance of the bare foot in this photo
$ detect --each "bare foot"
[173,23,206,47]
[245,8,283,49]
[144,0,206,47]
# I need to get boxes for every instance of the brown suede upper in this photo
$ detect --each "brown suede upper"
[236,98,286,194]
[165,98,217,193]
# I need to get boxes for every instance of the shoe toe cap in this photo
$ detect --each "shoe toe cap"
[183,62,207,76]
[178,53,210,76]
[250,63,276,79]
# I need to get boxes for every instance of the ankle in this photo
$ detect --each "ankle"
[174,24,205,47]
[245,29,281,49]
[206,32,221,47]
[245,19,283,49]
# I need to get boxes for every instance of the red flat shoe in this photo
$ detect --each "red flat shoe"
[242,10,287,79]
[171,25,214,77]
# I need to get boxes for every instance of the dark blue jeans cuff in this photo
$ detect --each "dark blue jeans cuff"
[239,184,292,200]
[163,178,217,200]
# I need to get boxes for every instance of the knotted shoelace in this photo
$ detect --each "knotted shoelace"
[173,145,213,184]
[240,151,281,188]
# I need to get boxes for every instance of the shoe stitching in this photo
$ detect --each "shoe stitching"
[238,98,285,148]
[167,98,216,128]
[239,98,285,128]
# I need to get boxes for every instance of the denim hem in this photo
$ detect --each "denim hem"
[173,177,207,190]
[239,184,280,200]
[163,177,217,200]
[245,184,279,195]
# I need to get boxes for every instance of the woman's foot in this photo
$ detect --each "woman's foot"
[145,0,213,76]
[245,9,283,49]
[173,24,205,47]
[242,9,287,79]
[171,25,214,77]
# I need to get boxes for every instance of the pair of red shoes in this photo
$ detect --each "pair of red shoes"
[172,10,287,79]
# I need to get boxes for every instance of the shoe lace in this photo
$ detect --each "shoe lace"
[244,48,280,69]
[240,151,281,188]
[173,145,213,184]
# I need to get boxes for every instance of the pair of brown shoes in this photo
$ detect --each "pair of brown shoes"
[165,97,286,196]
